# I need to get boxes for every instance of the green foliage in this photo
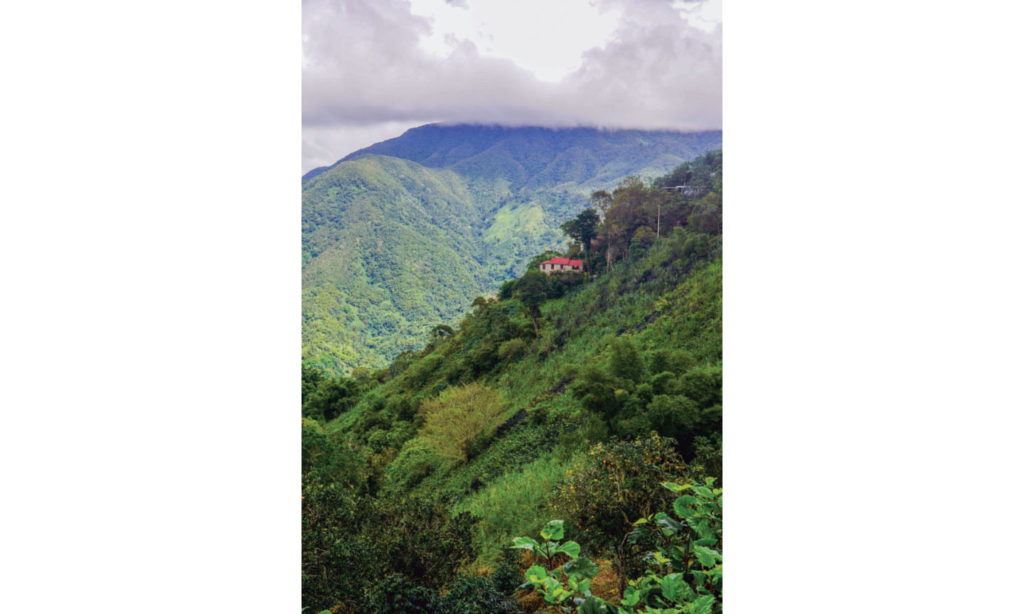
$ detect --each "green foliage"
[515,479,722,613]
[439,574,523,614]
[562,208,601,272]
[498,337,528,361]
[653,150,723,195]
[572,342,720,457]
[513,519,601,611]
[365,574,440,614]
[609,337,646,384]
[550,435,691,593]
[302,425,480,612]
[302,155,487,375]
[364,572,523,614]
[302,367,362,421]
[516,270,550,336]
[551,436,688,550]
[491,546,525,595]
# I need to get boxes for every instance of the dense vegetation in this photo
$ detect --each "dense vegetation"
[302,125,722,374]
[302,150,723,613]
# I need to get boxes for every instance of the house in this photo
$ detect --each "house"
[539,257,583,275]
[661,184,706,197]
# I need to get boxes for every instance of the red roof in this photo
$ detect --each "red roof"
[542,257,583,267]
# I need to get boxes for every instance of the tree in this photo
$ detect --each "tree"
[516,270,549,337]
[429,324,455,342]
[560,208,600,274]
[590,190,612,218]
[302,373,362,421]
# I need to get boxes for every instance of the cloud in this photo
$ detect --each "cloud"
[302,0,721,171]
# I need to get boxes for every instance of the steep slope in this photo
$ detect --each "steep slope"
[302,153,724,613]
[303,125,723,374]
[302,155,488,373]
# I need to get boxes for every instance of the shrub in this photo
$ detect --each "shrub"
[418,383,509,465]
[438,574,522,614]
[368,495,479,590]
[387,437,443,490]
[608,337,645,385]
[677,366,721,409]
[550,435,691,595]
[646,349,696,378]
[498,338,527,361]
[490,547,524,595]
[365,574,439,614]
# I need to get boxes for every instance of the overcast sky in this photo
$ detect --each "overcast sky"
[302,0,722,173]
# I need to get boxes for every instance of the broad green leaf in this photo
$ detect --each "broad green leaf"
[541,519,565,541]
[661,481,690,493]
[564,556,600,579]
[660,573,688,603]
[687,518,713,538]
[633,517,650,526]
[578,578,591,596]
[526,564,548,584]
[621,587,641,607]
[540,519,565,540]
[692,594,715,614]
[673,495,699,518]
[693,545,721,568]
[693,486,714,499]
[555,540,581,559]
[512,536,540,552]
[578,595,609,614]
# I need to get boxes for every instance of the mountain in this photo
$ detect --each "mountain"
[301,151,724,612]
[303,124,722,374]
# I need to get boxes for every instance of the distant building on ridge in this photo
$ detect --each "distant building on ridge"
[539,257,583,275]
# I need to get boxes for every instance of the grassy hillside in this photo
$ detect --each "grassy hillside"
[303,125,722,374]
[302,152,723,613]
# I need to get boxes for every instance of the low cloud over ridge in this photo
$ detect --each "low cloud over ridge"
[302,0,721,172]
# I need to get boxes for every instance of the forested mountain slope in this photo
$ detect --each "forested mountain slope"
[302,152,723,613]
[332,124,721,193]
[302,155,489,373]
[302,125,722,374]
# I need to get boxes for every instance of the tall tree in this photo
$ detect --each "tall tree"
[560,208,600,274]
[516,271,549,337]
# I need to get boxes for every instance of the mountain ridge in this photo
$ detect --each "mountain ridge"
[304,124,722,187]
[302,124,722,374]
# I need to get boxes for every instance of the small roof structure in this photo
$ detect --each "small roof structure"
[541,257,583,267]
